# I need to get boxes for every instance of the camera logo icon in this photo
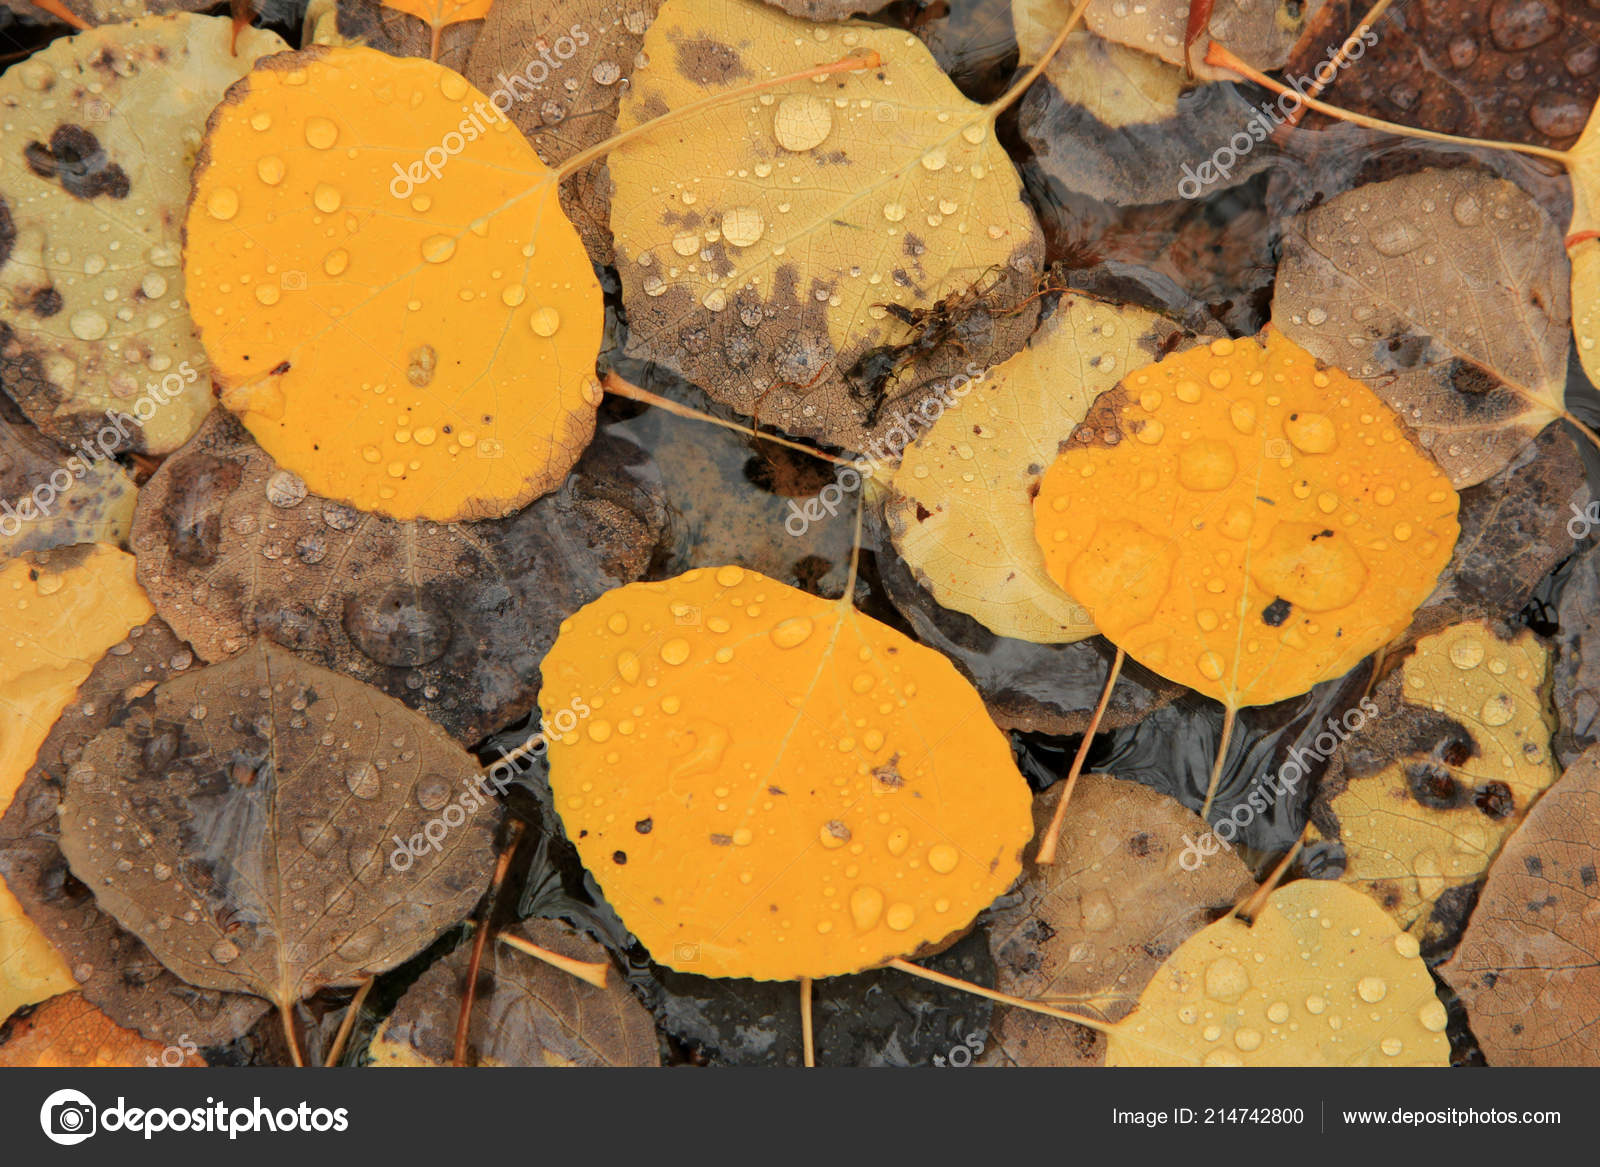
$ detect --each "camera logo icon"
[40,1088,97,1145]
[280,270,307,292]
[673,941,700,963]
[475,438,505,460]
[83,97,112,122]
[1264,438,1290,460]
[672,604,701,626]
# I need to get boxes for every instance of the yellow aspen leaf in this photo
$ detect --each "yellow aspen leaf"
[607,0,1044,454]
[537,566,1034,981]
[0,15,288,455]
[184,46,603,522]
[888,294,1187,644]
[0,545,153,821]
[0,992,204,1067]
[1105,880,1451,1066]
[1314,621,1559,941]
[0,544,152,1021]
[1033,327,1460,709]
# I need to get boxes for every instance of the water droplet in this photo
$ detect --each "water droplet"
[660,638,691,665]
[770,618,814,649]
[68,310,108,341]
[529,306,561,336]
[206,186,239,220]
[773,94,832,151]
[1357,975,1388,1003]
[304,116,339,149]
[1204,956,1249,1002]
[265,470,307,508]
[1370,220,1423,257]
[850,885,883,930]
[313,183,342,213]
[722,206,764,247]
[257,155,285,185]
[210,938,240,964]
[421,234,456,263]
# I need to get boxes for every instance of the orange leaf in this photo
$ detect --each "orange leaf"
[381,0,494,33]
[0,993,204,1068]
[184,47,602,522]
[1033,327,1459,709]
[537,567,1034,981]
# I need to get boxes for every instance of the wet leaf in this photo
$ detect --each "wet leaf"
[609,0,1044,454]
[0,888,72,1028]
[758,0,870,21]
[184,45,604,521]
[0,14,287,454]
[1033,327,1459,709]
[1082,0,1324,81]
[1440,746,1600,1066]
[874,536,1181,736]
[56,642,498,1013]
[1408,424,1589,643]
[984,775,1253,1067]
[129,410,666,744]
[1287,0,1600,152]
[1273,168,1569,488]
[1105,880,1451,1066]
[1554,539,1600,768]
[0,616,270,1045]
[465,0,663,262]
[0,405,137,557]
[0,992,205,1066]
[370,918,659,1066]
[888,293,1187,644]
[538,566,1034,980]
[1564,104,1600,407]
[1311,621,1559,945]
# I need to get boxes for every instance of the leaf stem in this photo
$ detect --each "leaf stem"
[1035,646,1124,865]
[497,931,612,989]
[323,977,374,1067]
[1201,703,1236,819]
[1277,0,1393,129]
[31,0,90,29]
[1234,822,1309,923]
[454,821,524,1066]
[278,999,305,1067]
[1561,408,1600,457]
[602,371,856,467]
[985,0,1094,120]
[553,51,884,182]
[887,958,1115,1035]
[799,976,816,1067]
[1204,43,1573,166]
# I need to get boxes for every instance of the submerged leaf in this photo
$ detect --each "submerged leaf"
[1106,880,1450,1066]
[1033,327,1459,708]
[888,293,1187,644]
[609,0,1044,453]
[1083,0,1325,81]
[1274,168,1569,488]
[1554,539,1600,768]
[1312,621,1559,944]
[129,410,665,743]
[184,45,603,521]
[538,566,1034,980]
[0,406,138,557]
[1440,747,1600,1066]
[57,643,498,1011]
[0,14,287,454]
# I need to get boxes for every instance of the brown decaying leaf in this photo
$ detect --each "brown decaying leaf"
[57,642,498,1013]
[0,991,206,1066]
[1407,424,1589,643]
[370,919,659,1066]
[983,776,1254,1067]
[0,618,269,1045]
[1440,746,1600,1066]
[129,410,665,745]
[757,0,870,21]
[1273,167,1568,489]
[1286,0,1600,152]
[1555,540,1600,769]
[465,0,662,264]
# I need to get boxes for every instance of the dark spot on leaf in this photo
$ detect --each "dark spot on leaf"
[25,125,130,199]
[1473,780,1514,820]
[635,817,653,834]
[709,833,733,846]
[613,850,627,865]
[1405,761,1462,809]
[1261,597,1292,626]
[1524,855,1544,876]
